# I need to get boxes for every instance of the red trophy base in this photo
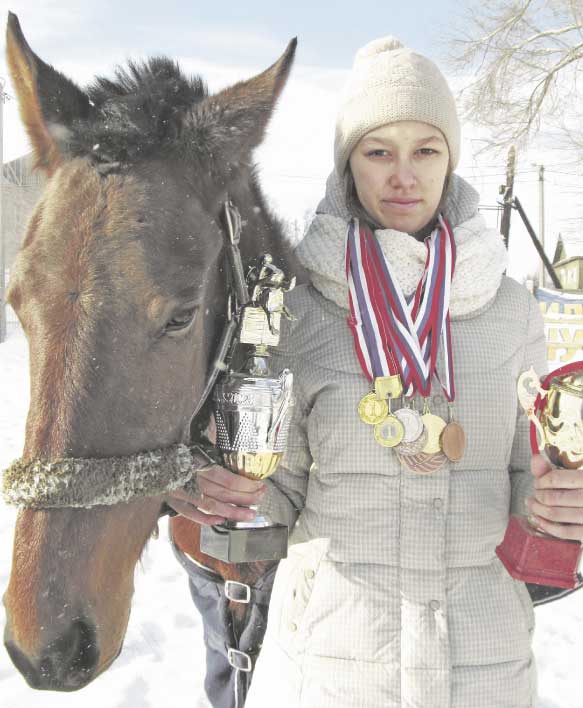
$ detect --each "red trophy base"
[496,515,582,589]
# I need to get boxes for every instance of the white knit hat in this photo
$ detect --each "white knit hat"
[335,36,461,174]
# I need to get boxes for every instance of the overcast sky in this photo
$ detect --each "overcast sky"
[0,0,466,160]
[1,1,582,280]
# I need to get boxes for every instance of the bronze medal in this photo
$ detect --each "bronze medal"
[358,393,389,425]
[420,412,447,454]
[440,421,466,462]
[397,450,448,475]
[373,414,405,448]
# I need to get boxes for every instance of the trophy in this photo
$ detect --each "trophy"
[496,361,583,589]
[200,237,296,563]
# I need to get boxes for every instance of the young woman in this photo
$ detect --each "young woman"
[168,37,583,708]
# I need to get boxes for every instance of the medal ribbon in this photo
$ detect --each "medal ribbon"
[366,220,442,394]
[346,219,401,381]
[346,216,456,399]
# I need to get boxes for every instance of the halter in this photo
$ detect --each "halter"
[2,201,250,510]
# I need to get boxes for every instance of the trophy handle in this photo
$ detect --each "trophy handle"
[267,370,293,448]
[517,367,547,450]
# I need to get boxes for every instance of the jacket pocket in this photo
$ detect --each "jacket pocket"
[278,540,326,643]
[508,575,535,635]
[448,560,534,666]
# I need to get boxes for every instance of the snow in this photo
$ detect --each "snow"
[1,327,583,707]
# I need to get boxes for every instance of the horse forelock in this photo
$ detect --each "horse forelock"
[68,57,208,164]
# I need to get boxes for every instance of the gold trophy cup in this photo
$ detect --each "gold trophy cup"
[200,253,295,563]
[496,362,583,589]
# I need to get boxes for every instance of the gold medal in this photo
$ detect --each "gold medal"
[374,414,405,447]
[421,413,447,454]
[358,393,389,425]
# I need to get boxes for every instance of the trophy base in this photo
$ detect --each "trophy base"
[200,522,288,563]
[496,515,583,589]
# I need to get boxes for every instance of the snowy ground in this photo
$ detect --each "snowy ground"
[1,326,582,707]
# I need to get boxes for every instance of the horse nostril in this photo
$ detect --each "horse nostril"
[5,637,40,689]
[67,618,99,682]
[48,617,99,689]
[6,618,99,691]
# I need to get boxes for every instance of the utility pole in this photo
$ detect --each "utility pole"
[513,197,561,290]
[532,163,545,288]
[499,146,516,249]
[0,78,5,344]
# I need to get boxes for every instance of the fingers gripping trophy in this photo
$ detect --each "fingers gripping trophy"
[200,208,296,563]
[496,361,583,589]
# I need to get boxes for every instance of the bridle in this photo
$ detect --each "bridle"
[1,201,253,511]
[187,201,249,428]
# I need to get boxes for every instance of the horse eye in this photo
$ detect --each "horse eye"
[164,307,198,334]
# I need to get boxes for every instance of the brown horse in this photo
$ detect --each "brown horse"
[3,12,298,692]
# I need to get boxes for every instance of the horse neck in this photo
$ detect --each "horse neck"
[229,173,292,268]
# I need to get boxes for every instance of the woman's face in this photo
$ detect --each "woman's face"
[348,121,450,233]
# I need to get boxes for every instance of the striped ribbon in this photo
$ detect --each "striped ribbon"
[346,216,456,400]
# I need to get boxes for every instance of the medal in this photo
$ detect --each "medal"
[358,375,403,426]
[358,393,389,425]
[398,450,448,475]
[346,216,463,461]
[421,414,447,454]
[374,414,405,448]
[394,405,424,443]
[441,422,465,461]
[370,376,405,447]
[440,404,466,462]
[397,423,428,455]
[394,402,426,454]
[420,398,447,454]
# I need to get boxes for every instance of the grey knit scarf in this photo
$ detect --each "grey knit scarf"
[1,443,214,510]
[296,170,508,318]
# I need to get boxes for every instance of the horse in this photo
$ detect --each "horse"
[2,11,299,694]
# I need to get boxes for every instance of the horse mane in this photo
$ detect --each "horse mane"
[68,57,208,164]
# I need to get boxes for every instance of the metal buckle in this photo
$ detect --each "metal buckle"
[227,648,252,672]
[225,580,251,603]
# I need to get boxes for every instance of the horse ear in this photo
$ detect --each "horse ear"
[6,12,92,174]
[189,38,297,166]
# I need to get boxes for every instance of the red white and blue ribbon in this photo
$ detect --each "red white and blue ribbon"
[346,216,456,400]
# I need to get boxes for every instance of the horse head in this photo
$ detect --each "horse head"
[2,11,296,691]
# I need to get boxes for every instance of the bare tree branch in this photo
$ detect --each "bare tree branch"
[444,0,583,157]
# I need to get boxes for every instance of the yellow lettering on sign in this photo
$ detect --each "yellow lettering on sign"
[544,318,583,327]
[546,326,583,363]
[547,302,561,314]
[564,304,583,316]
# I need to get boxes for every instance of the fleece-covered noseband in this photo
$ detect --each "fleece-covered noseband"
[1,443,217,510]
[1,202,251,512]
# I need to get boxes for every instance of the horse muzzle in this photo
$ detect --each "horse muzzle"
[4,615,102,692]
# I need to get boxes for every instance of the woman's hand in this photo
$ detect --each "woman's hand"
[164,464,267,526]
[526,454,583,542]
